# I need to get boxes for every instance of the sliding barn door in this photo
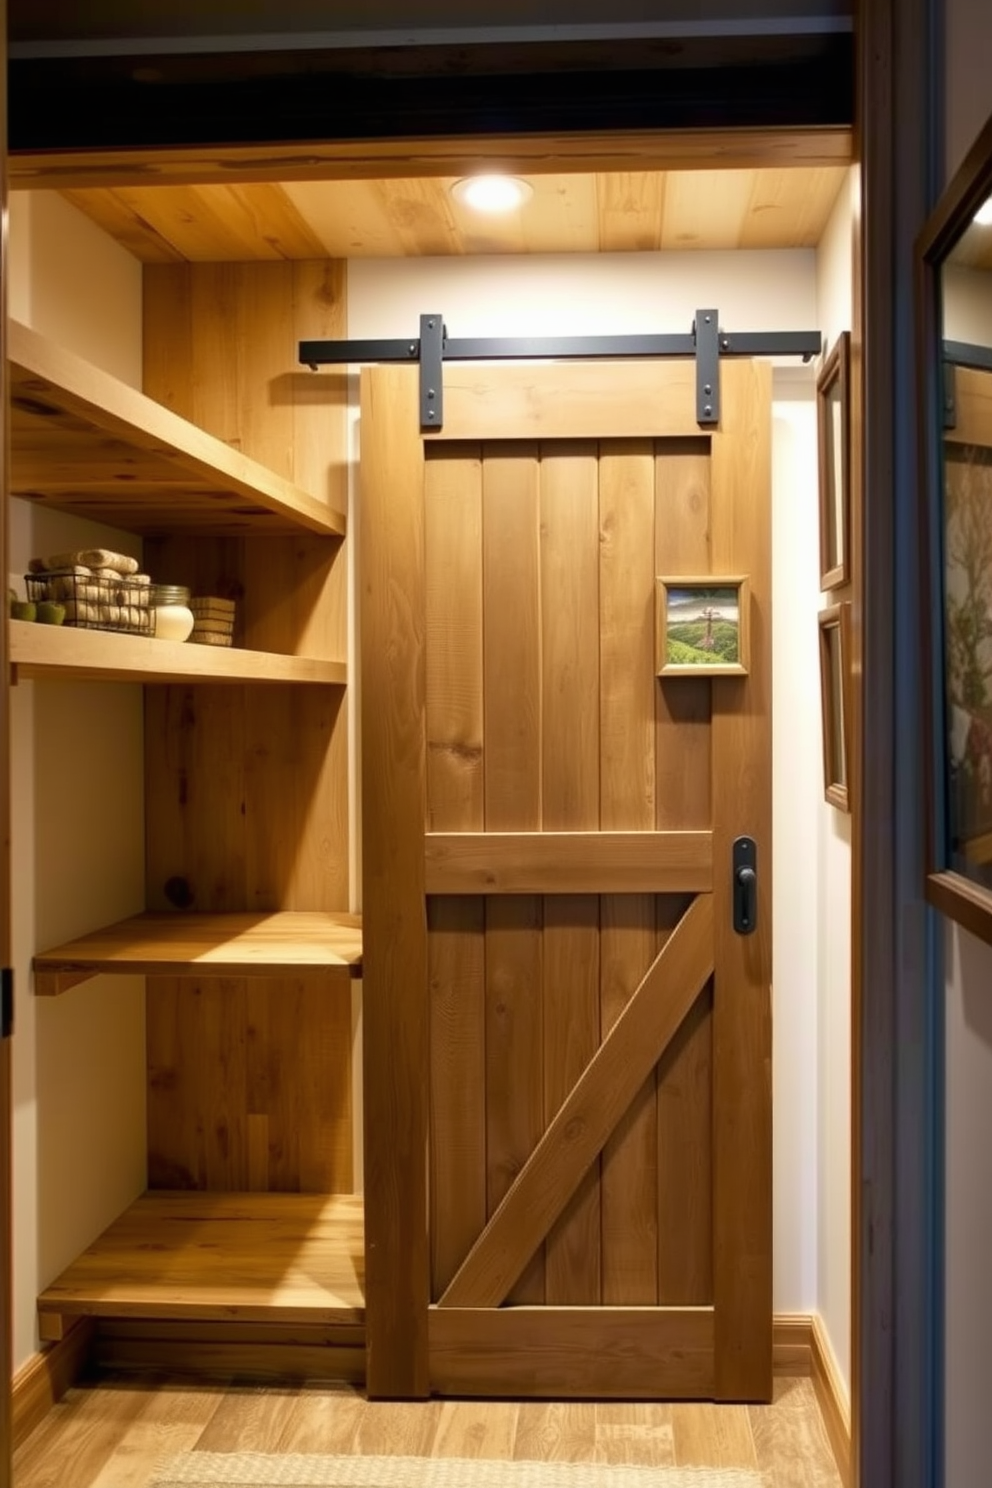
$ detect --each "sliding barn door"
[361,358,771,1403]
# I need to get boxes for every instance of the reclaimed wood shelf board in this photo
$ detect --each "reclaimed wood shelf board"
[9,619,347,686]
[9,318,346,537]
[37,1191,366,1336]
[33,911,364,996]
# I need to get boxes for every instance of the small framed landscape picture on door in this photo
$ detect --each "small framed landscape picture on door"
[817,330,851,591]
[655,575,750,677]
[818,602,852,812]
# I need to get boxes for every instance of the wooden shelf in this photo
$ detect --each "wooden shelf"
[9,619,347,687]
[9,318,346,538]
[33,911,364,996]
[37,1191,365,1336]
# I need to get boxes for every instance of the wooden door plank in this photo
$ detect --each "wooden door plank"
[599,442,659,1306]
[439,895,714,1310]
[655,441,714,831]
[540,446,600,1305]
[482,445,545,1306]
[425,830,712,893]
[425,447,486,1298]
[435,362,698,442]
[360,365,430,1397]
[654,440,716,1309]
[710,360,773,1399]
[429,1307,715,1399]
[657,974,714,1303]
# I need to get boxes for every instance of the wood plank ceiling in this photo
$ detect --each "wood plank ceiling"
[61,166,848,261]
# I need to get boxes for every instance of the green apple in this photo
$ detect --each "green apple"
[11,601,36,622]
[36,601,66,625]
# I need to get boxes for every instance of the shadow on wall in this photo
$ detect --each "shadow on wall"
[961,930,992,1046]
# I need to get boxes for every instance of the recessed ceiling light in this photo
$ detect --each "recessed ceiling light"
[451,175,534,214]
[974,196,992,226]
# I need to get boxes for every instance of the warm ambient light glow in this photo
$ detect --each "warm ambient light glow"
[451,175,534,213]
[974,196,992,226]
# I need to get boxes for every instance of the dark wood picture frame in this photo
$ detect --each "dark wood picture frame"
[918,104,992,949]
[818,602,852,812]
[817,331,852,592]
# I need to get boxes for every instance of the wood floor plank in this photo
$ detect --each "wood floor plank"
[12,1372,843,1486]
[12,1379,192,1488]
[353,1400,443,1456]
[271,1383,366,1454]
[595,1402,676,1466]
[672,1401,759,1469]
[192,1383,302,1452]
[513,1402,598,1462]
[431,1400,519,1459]
[87,1385,223,1488]
[748,1377,843,1488]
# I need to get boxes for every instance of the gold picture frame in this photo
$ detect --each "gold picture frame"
[655,575,750,677]
[818,602,852,811]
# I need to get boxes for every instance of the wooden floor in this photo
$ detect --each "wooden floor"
[13,1373,842,1486]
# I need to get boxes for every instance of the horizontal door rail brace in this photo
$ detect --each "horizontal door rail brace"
[300,309,823,432]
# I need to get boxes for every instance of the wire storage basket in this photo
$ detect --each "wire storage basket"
[26,568,155,635]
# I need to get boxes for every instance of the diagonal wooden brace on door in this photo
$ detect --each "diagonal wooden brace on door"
[438,892,715,1309]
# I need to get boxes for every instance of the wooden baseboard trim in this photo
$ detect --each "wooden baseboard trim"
[12,1318,94,1450]
[811,1315,852,1488]
[772,1312,813,1377]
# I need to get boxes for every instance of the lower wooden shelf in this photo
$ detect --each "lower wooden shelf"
[37,1191,366,1339]
[9,619,347,686]
[32,910,364,996]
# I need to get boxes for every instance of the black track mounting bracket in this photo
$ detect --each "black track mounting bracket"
[300,309,822,434]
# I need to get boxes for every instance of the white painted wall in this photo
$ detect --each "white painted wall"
[943,5,992,1483]
[943,264,992,344]
[9,192,147,1372]
[349,246,829,1318]
[813,169,855,1400]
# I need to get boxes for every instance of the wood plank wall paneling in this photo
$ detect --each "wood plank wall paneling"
[655,441,715,1305]
[598,442,659,1307]
[425,448,486,1298]
[481,446,545,1307]
[141,262,352,1196]
[540,447,601,1306]
[424,433,725,1318]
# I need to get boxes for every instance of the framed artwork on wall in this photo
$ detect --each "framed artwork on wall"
[655,575,750,678]
[817,330,851,592]
[919,103,992,945]
[818,602,852,812]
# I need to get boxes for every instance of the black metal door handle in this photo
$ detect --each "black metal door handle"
[733,837,758,935]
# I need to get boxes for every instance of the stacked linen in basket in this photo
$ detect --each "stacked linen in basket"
[27,548,153,634]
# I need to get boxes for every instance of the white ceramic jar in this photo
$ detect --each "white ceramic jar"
[150,583,195,642]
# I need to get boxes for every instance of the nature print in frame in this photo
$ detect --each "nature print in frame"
[655,575,750,677]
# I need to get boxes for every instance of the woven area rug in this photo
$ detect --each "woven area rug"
[150,1454,765,1488]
